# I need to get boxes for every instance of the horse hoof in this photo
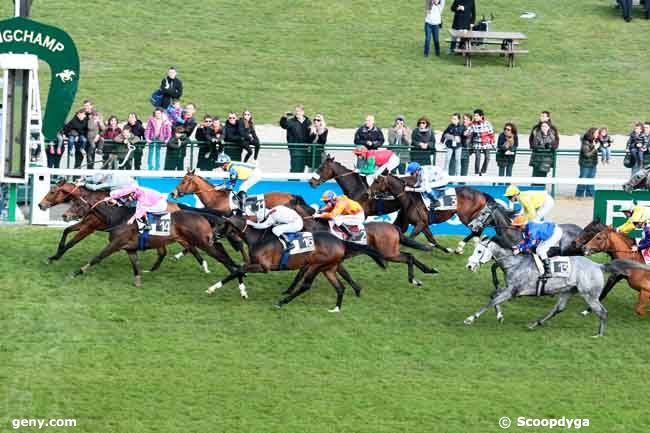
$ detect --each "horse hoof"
[445,248,454,254]
[527,321,540,330]
[464,316,475,325]
[275,302,283,309]
[46,257,56,264]
[579,309,591,317]
[431,267,439,274]
[328,306,341,313]
[455,248,464,255]
[354,290,362,298]
[497,314,504,323]
[411,279,423,286]
[591,334,604,338]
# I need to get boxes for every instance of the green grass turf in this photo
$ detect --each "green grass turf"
[1,226,650,432]
[1,1,647,134]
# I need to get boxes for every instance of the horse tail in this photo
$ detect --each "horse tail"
[343,241,387,269]
[601,259,650,276]
[398,231,433,251]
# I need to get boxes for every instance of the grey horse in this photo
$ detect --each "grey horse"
[464,237,650,336]
[623,167,650,192]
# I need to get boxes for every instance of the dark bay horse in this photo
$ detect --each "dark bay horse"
[368,174,495,254]
[171,169,314,217]
[308,156,403,218]
[207,215,388,312]
[69,203,242,289]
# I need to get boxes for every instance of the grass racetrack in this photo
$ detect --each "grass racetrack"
[2,227,650,432]
[0,1,647,133]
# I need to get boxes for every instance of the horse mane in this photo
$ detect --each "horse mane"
[610,228,636,247]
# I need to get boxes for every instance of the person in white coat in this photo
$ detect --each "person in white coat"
[424,0,445,57]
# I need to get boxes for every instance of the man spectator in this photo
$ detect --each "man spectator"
[280,105,312,173]
[450,0,476,53]
[466,109,494,176]
[57,110,89,169]
[388,114,412,172]
[160,67,183,109]
[195,115,218,170]
[182,103,198,138]
[618,0,633,22]
[354,115,385,150]
[164,126,189,171]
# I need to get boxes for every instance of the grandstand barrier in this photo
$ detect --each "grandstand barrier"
[26,167,628,235]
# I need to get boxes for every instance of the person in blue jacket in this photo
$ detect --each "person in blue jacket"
[511,215,564,279]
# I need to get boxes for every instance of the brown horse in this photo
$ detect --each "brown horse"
[37,180,186,265]
[69,203,242,289]
[207,215,387,312]
[584,227,650,315]
[369,174,494,254]
[308,155,403,218]
[171,169,314,217]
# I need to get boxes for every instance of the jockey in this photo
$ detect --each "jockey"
[511,215,563,279]
[315,190,366,240]
[83,173,136,191]
[215,160,262,212]
[617,203,650,235]
[246,205,304,253]
[352,146,400,184]
[107,185,168,227]
[505,185,554,222]
[403,162,448,209]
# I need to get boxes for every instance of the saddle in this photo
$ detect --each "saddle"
[279,232,316,270]
[420,188,457,212]
[330,223,367,244]
[532,255,571,295]
[138,212,171,236]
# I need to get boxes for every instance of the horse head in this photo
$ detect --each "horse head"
[172,169,200,198]
[574,219,608,250]
[583,227,613,255]
[62,200,89,222]
[466,237,494,272]
[309,155,338,187]
[623,168,650,193]
[38,180,79,210]
[368,174,389,197]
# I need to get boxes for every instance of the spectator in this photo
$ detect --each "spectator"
[643,121,650,156]
[627,122,645,172]
[280,105,312,173]
[101,115,122,168]
[182,103,197,138]
[424,0,445,57]
[354,115,385,150]
[576,128,599,198]
[145,108,172,171]
[86,111,105,169]
[57,110,88,169]
[597,126,613,165]
[223,111,244,161]
[450,0,476,53]
[166,99,184,126]
[496,122,518,178]
[529,121,557,180]
[307,113,328,170]
[125,112,145,170]
[164,126,189,170]
[388,114,412,172]
[160,67,183,109]
[410,116,436,166]
[110,125,140,170]
[442,113,464,175]
[467,109,494,176]
[619,0,633,22]
[195,115,217,170]
[238,110,260,163]
[528,111,559,149]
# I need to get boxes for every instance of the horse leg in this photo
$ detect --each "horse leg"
[581,274,623,316]
[455,231,478,255]
[149,246,167,272]
[47,223,88,263]
[337,265,363,297]
[464,288,514,325]
[582,295,608,337]
[528,291,571,330]
[201,242,245,288]
[180,242,211,274]
[70,240,122,278]
[322,267,347,313]
[414,225,451,254]
[206,263,265,297]
[489,263,505,322]
[388,252,420,286]
[283,267,307,295]
[411,256,439,274]
[635,289,650,315]
[171,248,189,262]
[276,265,323,308]
[126,250,142,287]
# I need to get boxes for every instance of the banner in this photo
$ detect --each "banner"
[593,190,650,237]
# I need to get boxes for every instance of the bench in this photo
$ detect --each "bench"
[453,48,529,68]
[448,29,528,68]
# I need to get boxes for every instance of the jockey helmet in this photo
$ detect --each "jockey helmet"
[505,185,520,197]
[405,162,422,174]
[352,146,368,157]
[228,167,238,181]
[321,190,337,202]
[511,215,528,227]
[620,203,635,213]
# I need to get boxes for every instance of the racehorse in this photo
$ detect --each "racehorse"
[69,203,243,290]
[308,156,403,218]
[171,169,314,217]
[368,174,496,254]
[622,167,650,192]
[465,237,649,336]
[206,214,388,312]
[583,227,650,315]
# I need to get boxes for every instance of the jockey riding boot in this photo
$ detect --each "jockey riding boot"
[279,234,293,252]
[339,224,354,238]
[541,258,552,279]
[237,191,248,213]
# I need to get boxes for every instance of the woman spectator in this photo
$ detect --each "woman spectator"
[101,116,122,169]
[388,115,412,173]
[238,110,260,163]
[307,113,329,170]
[496,122,518,178]
[223,111,244,161]
[529,121,556,180]
[125,112,145,170]
[424,0,445,57]
[442,113,464,175]
[576,128,599,198]
[195,115,217,170]
[145,108,172,171]
[410,116,436,166]
[627,122,646,172]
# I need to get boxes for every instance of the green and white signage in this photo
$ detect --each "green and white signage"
[593,190,650,236]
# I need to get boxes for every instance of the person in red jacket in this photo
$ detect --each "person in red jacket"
[352,146,400,184]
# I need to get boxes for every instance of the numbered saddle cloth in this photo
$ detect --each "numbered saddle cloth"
[420,188,457,211]
[244,194,266,220]
[329,222,368,245]
[284,232,316,255]
[532,255,571,278]
[146,212,171,236]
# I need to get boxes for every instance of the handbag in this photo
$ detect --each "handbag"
[149,89,163,107]
[624,152,635,169]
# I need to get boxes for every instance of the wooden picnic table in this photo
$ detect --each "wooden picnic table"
[448,29,528,68]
